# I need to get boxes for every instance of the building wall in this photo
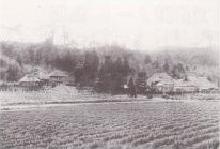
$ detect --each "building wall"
[19,81,40,87]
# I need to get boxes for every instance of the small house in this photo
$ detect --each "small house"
[147,73,174,93]
[18,75,42,87]
[194,76,218,92]
[173,79,198,93]
[49,70,68,86]
[173,75,218,93]
[32,70,50,86]
[156,82,174,93]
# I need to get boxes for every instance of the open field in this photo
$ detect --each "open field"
[0,86,219,108]
[0,86,143,107]
[0,101,219,149]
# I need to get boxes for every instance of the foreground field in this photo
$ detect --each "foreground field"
[0,101,219,149]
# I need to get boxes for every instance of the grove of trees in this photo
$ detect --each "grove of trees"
[0,41,219,92]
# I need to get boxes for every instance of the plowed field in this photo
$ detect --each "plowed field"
[0,101,219,149]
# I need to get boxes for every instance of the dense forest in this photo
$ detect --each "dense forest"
[0,40,219,93]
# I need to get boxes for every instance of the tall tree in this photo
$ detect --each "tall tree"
[144,54,152,64]
[172,63,185,78]
[81,50,99,86]
[6,64,21,81]
[123,57,130,76]
[153,60,159,69]
[163,60,169,72]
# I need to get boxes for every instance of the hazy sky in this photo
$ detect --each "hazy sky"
[0,0,219,49]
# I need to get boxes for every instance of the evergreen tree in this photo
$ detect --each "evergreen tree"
[82,50,99,86]
[163,60,169,72]
[123,57,130,76]
[144,54,152,64]
[153,60,159,69]
[6,64,21,81]
[172,63,185,78]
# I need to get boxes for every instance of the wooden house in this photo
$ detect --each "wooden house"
[18,75,42,87]
[32,70,50,86]
[49,70,68,86]
[173,79,198,93]
[147,73,174,93]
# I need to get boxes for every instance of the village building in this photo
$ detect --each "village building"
[155,82,174,93]
[17,69,75,89]
[18,75,42,87]
[147,73,174,93]
[191,76,218,92]
[172,75,218,93]
[31,69,50,86]
[146,72,218,93]
[173,79,198,93]
[49,70,68,86]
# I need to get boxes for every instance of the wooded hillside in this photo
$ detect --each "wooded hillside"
[0,41,219,92]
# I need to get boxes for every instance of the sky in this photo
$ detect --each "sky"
[0,0,219,49]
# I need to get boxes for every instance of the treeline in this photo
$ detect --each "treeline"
[0,41,80,80]
[0,42,133,93]
[0,41,219,93]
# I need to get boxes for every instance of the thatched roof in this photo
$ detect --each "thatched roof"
[49,70,68,77]
[188,76,217,89]
[173,76,218,90]
[19,75,41,82]
[147,73,173,86]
